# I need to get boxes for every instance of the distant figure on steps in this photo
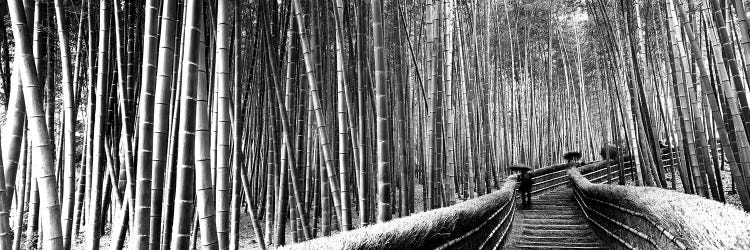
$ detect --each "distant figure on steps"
[511,164,533,209]
[519,169,533,209]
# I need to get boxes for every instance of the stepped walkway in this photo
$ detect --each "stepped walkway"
[505,186,608,249]
[282,154,750,250]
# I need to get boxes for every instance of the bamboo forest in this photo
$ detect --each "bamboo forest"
[2,0,750,249]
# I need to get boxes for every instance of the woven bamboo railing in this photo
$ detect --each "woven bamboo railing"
[570,165,750,249]
[280,176,518,250]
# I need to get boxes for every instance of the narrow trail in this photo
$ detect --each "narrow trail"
[504,186,608,249]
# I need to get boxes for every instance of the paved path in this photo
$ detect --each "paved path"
[504,186,609,249]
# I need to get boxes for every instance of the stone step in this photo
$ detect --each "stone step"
[537,196,572,199]
[531,198,575,203]
[521,209,580,215]
[521,229,596,238]
[518,241,607,248]
[522,217,587,224]
[507,186,608,249]
[533,197,575,200]
[521,224,590,231]
[516,244,609,249]
[534,197,575,202]
[524,213,580,220]
[541,191,572,195]
[516,235,602,243]
[523,205,579,210]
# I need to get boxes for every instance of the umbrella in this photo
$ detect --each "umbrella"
[563,151,582,161]
[509,164,531,172]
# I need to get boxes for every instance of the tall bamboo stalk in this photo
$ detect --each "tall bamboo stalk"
[7,0,64,249]
[170,0,203,248]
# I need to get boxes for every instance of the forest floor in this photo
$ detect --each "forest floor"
[667,166,742,210]
[64,183,427,249]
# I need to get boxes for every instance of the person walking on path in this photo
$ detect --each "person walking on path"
[519,169,533,209]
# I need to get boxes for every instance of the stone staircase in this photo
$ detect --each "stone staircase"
[505,186,609,249]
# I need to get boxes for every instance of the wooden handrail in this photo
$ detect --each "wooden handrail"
[281,176,519,250]
[574,187,688,249]
[436,189,516,249]
[479,190,517,249]
[573,186,661,250]
[569,168,688,250]
[573,187,640,250]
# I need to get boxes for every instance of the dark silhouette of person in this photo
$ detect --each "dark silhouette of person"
[519,170,533,209]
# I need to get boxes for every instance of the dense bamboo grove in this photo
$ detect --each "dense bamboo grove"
[0,0,749,249]
[587,0,750,210]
